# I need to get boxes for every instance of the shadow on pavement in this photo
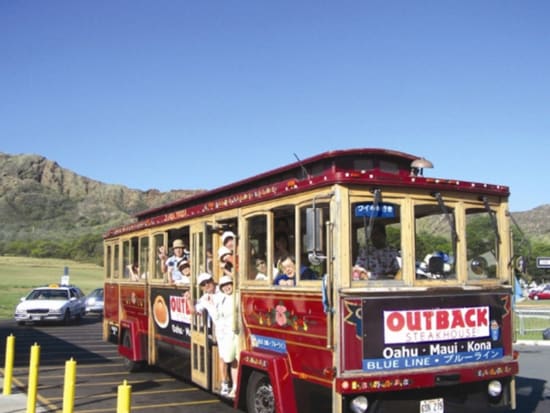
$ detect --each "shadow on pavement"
[0,317,111,368]
[513,375,549,413]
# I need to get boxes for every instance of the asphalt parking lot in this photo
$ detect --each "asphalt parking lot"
[0,317,240,413]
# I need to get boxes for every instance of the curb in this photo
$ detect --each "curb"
[0,378,48,413]
[515,339,550,346]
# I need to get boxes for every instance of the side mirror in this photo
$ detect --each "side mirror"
[305,208,324,253]
[514,256,527,275]
[470,256,488,275]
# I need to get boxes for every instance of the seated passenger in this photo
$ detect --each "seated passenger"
[254,255,268,280]
[273,255,297,286]
[355,223,400,279]
[127,263,141,281]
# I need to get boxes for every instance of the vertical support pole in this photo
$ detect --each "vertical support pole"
[2,334,15,395]
[519,313,525,336]
[62,358,77,413]
[27,342,41,413]
[117,379,132,413]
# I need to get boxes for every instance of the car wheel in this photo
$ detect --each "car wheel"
[63,310,71,325]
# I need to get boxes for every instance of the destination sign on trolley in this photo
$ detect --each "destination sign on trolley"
[354,202,396,218]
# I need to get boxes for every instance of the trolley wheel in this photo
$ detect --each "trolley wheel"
[246,371,275,413]
[122,331,143,372]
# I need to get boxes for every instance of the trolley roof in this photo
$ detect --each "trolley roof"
[104,148,509,238]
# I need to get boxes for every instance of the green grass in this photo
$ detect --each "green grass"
[0,256,104,319]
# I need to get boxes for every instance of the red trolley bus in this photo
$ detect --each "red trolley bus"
[103,148,518,413]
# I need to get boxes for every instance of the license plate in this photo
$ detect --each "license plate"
[420,398,444,413]
[31,315,41,321]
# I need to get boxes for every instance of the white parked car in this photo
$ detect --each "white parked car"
[84,287,104,316]
[14,284,86,325]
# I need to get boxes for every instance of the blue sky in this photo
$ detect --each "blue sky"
[1,1,548,212]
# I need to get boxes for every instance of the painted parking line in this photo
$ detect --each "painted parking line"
[46,387,199,401]
[75,399,222,413]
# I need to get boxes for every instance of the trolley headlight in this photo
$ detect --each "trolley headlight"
[349,395,369,413]
[487,380,502,397]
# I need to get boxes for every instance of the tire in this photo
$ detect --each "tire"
[63,310,71,325]
[246,371,275,413]
[534,295,539,300]
[122,331,143,373]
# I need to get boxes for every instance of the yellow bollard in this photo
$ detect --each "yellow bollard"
[27,342,41,413]
[62,358,77,413]
[117,380,132,413]
[3,334,15,395]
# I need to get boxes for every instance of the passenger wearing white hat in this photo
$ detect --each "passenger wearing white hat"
[213,275,238,398]
[197,272,213,287]
[195,273,221,314]
[221,231,236,248]
[218,246,232,261]
[217,231,238,276]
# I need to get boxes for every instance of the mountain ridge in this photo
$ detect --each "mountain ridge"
[0,152,201,243]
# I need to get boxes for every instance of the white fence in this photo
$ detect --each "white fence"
[515,309,550,338]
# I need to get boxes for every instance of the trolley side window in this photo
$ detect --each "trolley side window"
[122,237,139,280]
[139,236,149,281]
[113,244,120,279]
[105,244,112,280]
[272,207,297,286]
[246,214,269,282]
[153,233,166,280]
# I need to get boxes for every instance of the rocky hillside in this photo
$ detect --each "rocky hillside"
[0,153,201,242]
[513,205,550,242]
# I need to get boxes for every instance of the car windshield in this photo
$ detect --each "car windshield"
[28,289,69,300]
[89,289,103,298]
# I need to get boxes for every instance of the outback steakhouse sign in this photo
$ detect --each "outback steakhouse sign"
[384,306,490,344]
[362,294,504,371]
